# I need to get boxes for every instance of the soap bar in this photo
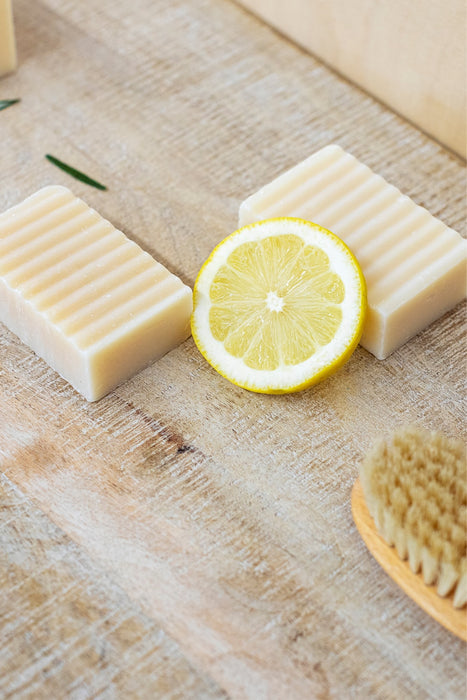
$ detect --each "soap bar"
[0,186,193,400]
[239,144,467,359]
[0,0,16,77]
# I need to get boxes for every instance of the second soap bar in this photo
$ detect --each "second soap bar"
[239,144,466,359]
[0,186,193,400]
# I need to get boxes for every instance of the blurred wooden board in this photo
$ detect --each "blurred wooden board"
[236,0,467,158]
[0,0,466,697]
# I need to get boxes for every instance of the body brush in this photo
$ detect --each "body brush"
[353,426,466,639]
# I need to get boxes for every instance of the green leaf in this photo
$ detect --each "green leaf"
[45,154,107,191]
[0,98,20,112]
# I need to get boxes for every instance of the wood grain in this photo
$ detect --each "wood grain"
[0,0,466,698]
[352,478,467,642]
[236,0,467,158]
[0,474,226,699]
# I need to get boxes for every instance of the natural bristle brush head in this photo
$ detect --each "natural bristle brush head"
[359,426,466,608]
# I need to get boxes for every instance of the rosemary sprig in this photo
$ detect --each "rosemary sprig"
[0,98,20,112]
[45,154,107,191]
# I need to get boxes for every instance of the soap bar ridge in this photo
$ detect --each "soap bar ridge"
[239,144,466,359]
[0,186,193,400]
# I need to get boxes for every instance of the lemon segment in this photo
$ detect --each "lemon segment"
[191,218,367,393]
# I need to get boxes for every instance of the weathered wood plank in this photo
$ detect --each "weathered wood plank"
[1,310,466,698]
[0,0,465,697]
[0,474,226,699]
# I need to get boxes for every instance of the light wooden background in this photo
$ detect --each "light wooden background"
[1,1,466,698]
[236,0,467,158]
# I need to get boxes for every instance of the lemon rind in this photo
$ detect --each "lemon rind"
[191,217,367,393]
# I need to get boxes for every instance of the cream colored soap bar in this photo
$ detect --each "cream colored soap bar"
[0,186,193,400]
[239,145,467,359]
[0,0,16,77]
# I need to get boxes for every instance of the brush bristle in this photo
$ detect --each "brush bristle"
[360,426,466,608]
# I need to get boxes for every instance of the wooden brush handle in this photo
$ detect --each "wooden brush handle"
[352,478,467,643]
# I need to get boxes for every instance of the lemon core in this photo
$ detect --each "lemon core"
[191,218,367,393]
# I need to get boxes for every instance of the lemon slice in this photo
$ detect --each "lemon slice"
[191,217,367,393]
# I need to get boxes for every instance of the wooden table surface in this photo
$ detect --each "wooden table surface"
[1,1,466,698]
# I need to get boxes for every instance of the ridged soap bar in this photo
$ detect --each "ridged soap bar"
[0,186,193,400]
[239,144,467,359]
[0,0,16,77]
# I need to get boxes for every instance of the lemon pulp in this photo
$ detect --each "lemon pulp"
[192,218,367,393]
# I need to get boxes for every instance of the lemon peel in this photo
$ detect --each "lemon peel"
[191,217,367,393]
